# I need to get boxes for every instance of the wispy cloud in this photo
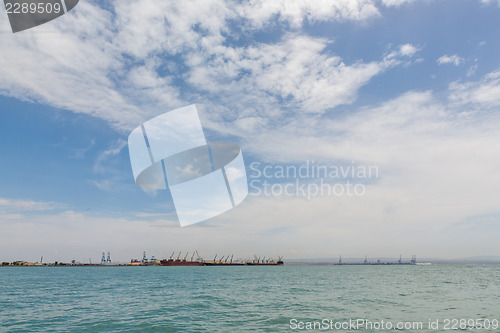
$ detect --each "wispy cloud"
[384,43,420,62]
[437,54,464,66]
[449,68,500,108]
[0,198,64,212]
[70,138,96,159]
[237,0,380,28]
[480,0,500,6]
[90,139,129,192]
[466,63,478,77]
[93,139,127,174]
[399,43,418,57]
[380,0,416,7]
[187,34,393,115]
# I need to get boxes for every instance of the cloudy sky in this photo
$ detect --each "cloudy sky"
[1,0,500,263]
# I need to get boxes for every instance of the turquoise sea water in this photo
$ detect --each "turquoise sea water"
[0,265,499,332]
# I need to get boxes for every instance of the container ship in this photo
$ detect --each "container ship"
[160,251,205,266]
[241,256,284,266]
[204,254,246,266]
[159,252,283,266]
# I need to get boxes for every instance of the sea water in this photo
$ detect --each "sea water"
[0,265,499,332]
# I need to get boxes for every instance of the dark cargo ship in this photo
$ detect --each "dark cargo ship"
[204,254,245,266]
[159,253,283,266]
[246,256,284,266]
[160,259,205,266]
[160,252,205,266]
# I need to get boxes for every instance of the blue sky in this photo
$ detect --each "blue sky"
[1,0,500,262]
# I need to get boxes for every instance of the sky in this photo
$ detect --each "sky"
[1,0,500,263]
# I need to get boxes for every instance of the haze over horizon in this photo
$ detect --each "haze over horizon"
[1,0,500,263]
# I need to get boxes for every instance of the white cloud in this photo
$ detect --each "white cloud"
[113,0,234,58]
[466,63,478,77]
[399,43,418,57]
[437,54,464,66]
[449,68,500,108]
[93,139,127,173]
[238,0,380,28]
[0,198,64,212]
[87,179,116,192]
[380,0,415,7]
[251,38,383,112]
[201,35,386,113]
[0,0,421,139]
[89,139,130,191]
[480,0,500,6]
[384,43,420,62]
[0,0,389,132]
[0,2,146,131]
[70,138,96,159]
[190,37,415,144]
